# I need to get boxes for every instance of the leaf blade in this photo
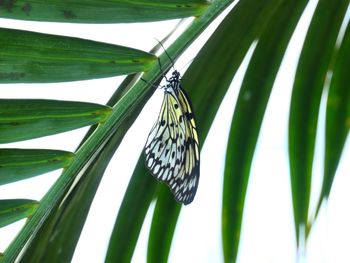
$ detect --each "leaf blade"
[0,99,112,143]
[147,185,181,263]
[0,199,39,228]
[314,23,350,218]
[19,74,155,263]
[288,0,349,243]
[147,0,285,261]
[0,0,209,23]
[222,0,309,261]
[1,0,236,260]
[0,149,74,185]
[105,159,158,263]
[0,28,156,83]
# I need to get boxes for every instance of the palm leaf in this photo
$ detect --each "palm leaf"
[1,0,350,262]
[288,0,348,242]
[0,0,209,23]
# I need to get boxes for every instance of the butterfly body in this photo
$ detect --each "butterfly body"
[144,70,200,205]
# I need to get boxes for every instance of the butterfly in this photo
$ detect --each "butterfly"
[144,64,200,205]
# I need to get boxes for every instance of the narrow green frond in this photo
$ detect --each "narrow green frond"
[0,28,156,83]
[147,0,285,261]
[223,0,308,261]
[288,0,349,244]
[147,185,181,263]
[0,99,112,143]
[0,149,74,185]
[0,199,39,228]
[313,22,350,223]
[0,0,210,23]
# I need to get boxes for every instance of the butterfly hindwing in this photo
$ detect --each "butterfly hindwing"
[170,88,199,204]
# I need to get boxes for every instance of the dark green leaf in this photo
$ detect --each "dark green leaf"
[288,0,349,243]
[105,158,158,263]
[0,28,156,83]
[0,0,209,23]
[0,99,112,143]
[314,23,350,218]
[0,149,74,185]
[19,137,122,263]
[147,185,181,263]
[103,44,167,263]
[147,0,285,261]
[222,0,308,261]
[0,199,39,228]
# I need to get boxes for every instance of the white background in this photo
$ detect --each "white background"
[1,0,350,262]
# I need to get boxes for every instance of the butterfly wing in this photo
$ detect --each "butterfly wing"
[144,87,200,205]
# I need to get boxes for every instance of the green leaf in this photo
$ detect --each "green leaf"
[0,28,156,83]
[0,99,112,143]
[101,37,174,263]
[105,158,158,263]
[0,199,39,228]
[288,0,349,244]
[17,37,171,262]
[147,185,181,263]
[2,0,238,261]
[78,73,142,147]
[0,0,209,23]
[19,74,155,263]
[314,23,350,218]
[222,0,308,261]
[147,0,285,261]
[104,52,163,263]
[19,137,124,263]
[0,149,74,185]
[105,0,245,259]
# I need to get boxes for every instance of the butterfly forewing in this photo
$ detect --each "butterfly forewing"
[144,74,200,205]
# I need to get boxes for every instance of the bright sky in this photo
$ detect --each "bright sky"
[1,0,350,262]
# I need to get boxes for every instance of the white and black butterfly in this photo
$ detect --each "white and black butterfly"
[144,57,200,205]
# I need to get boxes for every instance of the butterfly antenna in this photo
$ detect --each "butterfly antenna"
[154,38,176,71]
[157,57,168,81]
[179,57,196,73]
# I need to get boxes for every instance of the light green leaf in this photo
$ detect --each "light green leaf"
[0,199,39,228]
[0,0,209,23]
[0,149,74,185]
[0,99,112,143]
[0,28,156,83]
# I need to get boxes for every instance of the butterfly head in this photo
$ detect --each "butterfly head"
[171,70,181,81]
[164,70,181,94]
